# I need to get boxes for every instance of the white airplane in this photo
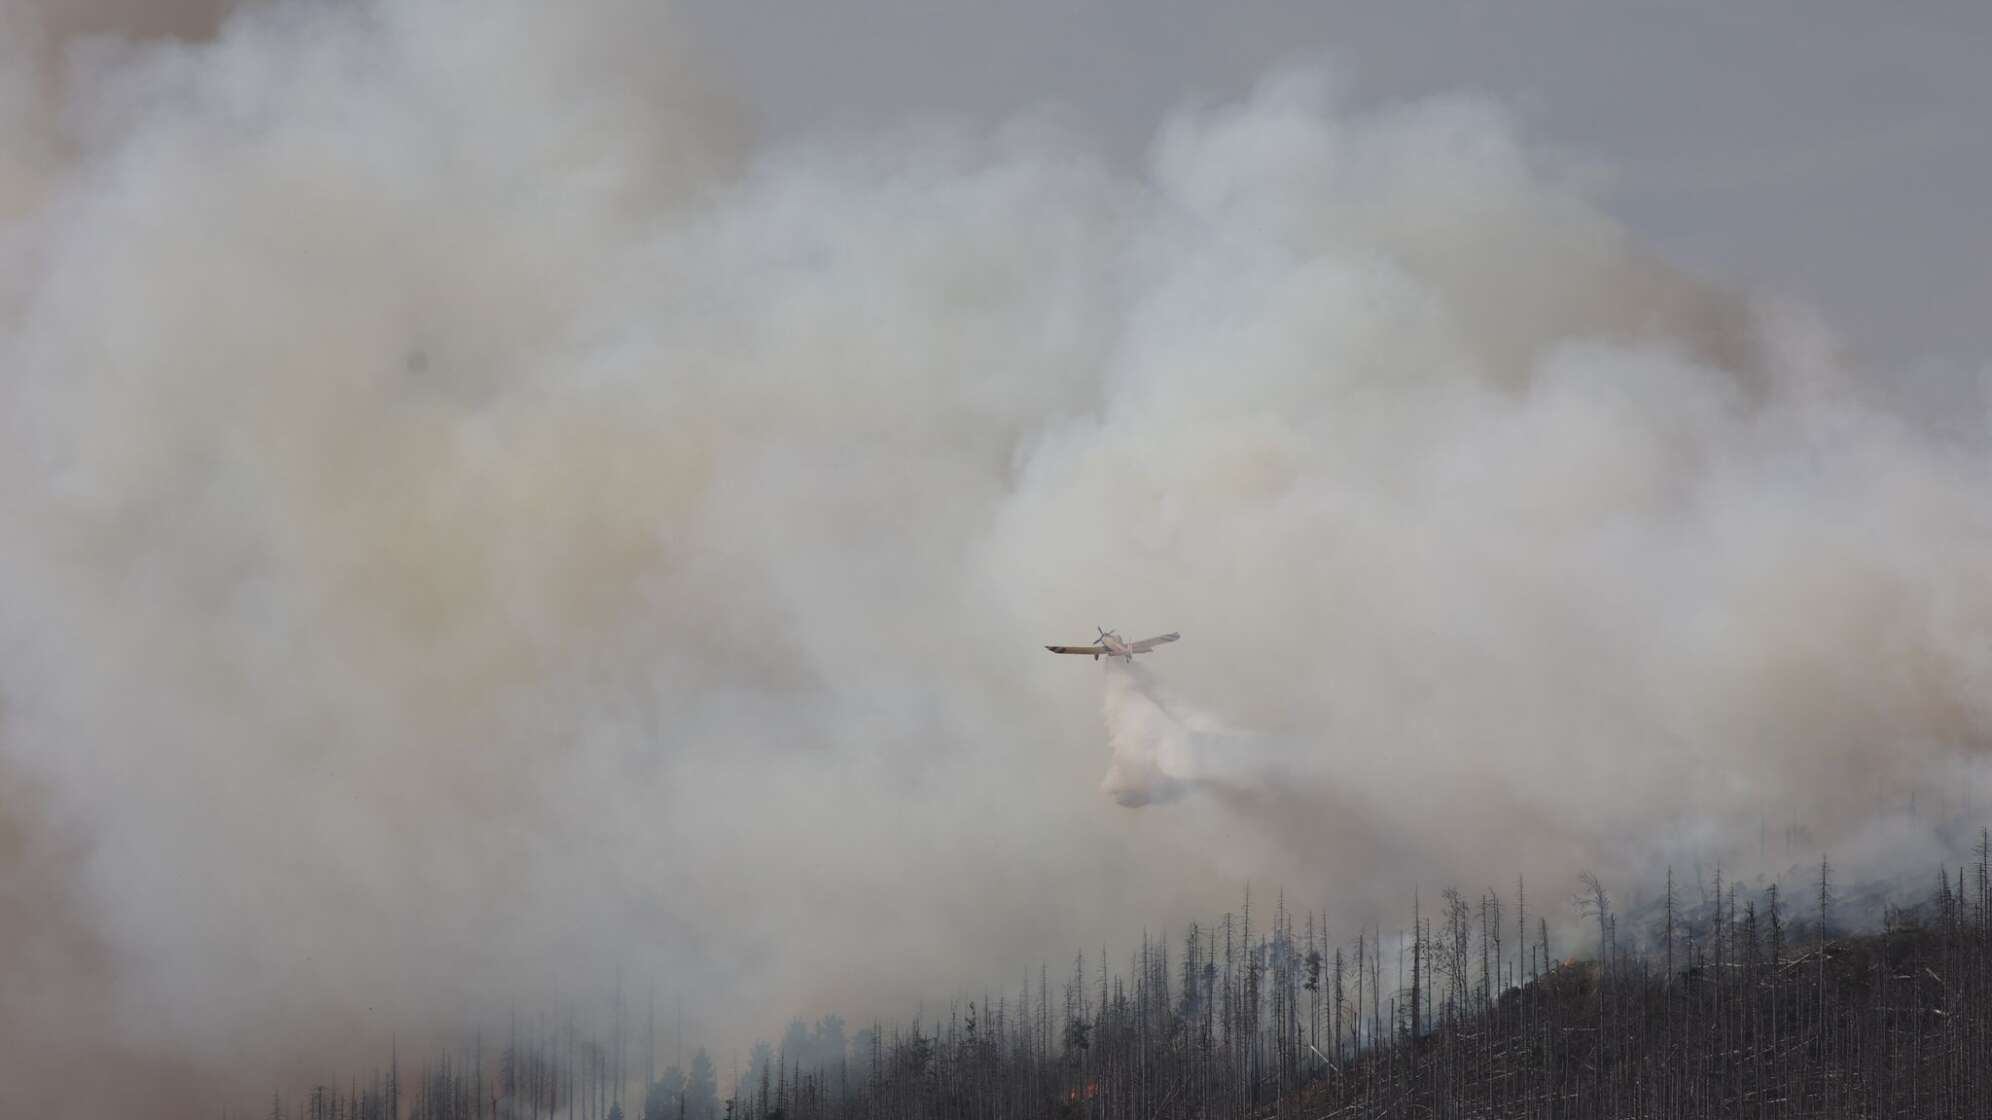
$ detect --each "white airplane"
[1045,627,1181,663]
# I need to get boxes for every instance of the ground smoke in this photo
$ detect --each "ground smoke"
[3,2,1991,1116]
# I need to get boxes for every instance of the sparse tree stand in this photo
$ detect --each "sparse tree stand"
[251,856,1992,1120]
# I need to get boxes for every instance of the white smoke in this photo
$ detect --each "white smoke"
[3,2,1991,1116]
[1099,663,1246,806]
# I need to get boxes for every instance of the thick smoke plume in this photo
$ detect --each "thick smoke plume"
[3,1,1991,1115]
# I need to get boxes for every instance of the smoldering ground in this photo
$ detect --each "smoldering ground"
[3,0,1992,1115]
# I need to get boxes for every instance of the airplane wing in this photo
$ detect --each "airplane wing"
[1126,632,1181,652]
[1045,644,1107,655]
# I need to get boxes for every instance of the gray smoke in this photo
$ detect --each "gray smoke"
[3,2,1991,1116]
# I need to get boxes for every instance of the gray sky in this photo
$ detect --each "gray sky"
[678,0,1991,368]
[11,5,1992,1113]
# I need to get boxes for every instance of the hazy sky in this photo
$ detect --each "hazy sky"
[679,0,1990,368]
[7,3,1992,1115]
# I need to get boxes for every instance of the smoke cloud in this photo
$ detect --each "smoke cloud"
[3,1,1991,1115]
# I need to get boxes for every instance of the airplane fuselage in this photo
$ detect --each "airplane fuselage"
[1045,627,1178,662]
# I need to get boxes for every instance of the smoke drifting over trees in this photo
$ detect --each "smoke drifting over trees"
[243,862,1992,1119]
[3,1,1991,1116]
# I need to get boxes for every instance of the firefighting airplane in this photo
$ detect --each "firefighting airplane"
[1045,627,1181,662]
